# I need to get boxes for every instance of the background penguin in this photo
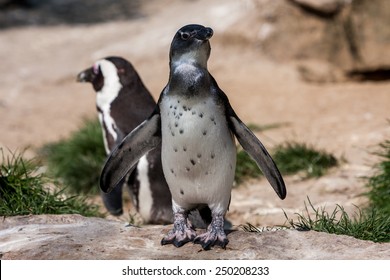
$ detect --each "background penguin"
[99,25,286,250]
[77,56,173,224]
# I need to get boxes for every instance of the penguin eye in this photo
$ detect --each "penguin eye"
[180,32,191,40]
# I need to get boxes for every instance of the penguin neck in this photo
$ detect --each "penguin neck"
[96,75,122,112]
[95,74,122,153]
[169,59,210,97]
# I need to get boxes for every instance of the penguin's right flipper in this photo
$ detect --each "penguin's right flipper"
[100,112,161,193]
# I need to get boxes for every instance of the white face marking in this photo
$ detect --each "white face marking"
[137,154,153,223]
[94,59,122,153]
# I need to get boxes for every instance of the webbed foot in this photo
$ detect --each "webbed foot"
[193,214,228,250]
[161,213,196,247]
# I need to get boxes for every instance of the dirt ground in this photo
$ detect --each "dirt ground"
[0,0,389,227]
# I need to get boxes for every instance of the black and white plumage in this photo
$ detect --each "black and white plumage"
[100,25,286,250]
[77,56,173,224]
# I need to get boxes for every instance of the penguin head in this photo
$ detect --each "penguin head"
[169,24,214,68]
[77,60,105,92]
[77,56,139,92]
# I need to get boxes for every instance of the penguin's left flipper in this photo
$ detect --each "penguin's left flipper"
[100,111,161,193]
[228,111,287,200]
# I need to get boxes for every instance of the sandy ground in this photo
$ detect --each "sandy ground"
[0,0,389,227]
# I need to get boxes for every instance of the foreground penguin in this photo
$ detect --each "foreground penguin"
[77,56,173,224]
[100,25,286,250]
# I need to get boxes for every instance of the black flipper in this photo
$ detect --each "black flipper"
[100,185,124,216]
[100,130,131,216]
[100,111,162,193]
[228,113,286,200]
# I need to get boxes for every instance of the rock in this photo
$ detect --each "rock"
[290,0,348,16]
[347,0,390,72]
[297,60,347,83]
[0,215,389,259]
[231,0,390,81]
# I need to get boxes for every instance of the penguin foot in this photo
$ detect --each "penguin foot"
[161,213,196,247]
[193,229,228,250]
[193,214,228,250]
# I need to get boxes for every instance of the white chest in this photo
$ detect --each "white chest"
[95,59,123,154]
[160,95,236,211]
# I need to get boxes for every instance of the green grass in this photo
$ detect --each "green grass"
[0,149,101,217]
[284,198,390,243]
[40,118,106,194]
[272,141,338,178]
[281,138,390,243]
[365,139,390,216]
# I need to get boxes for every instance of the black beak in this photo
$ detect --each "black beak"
[76,67,94,83]
[195,27,213,41]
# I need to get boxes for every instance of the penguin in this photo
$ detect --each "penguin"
[99,25,286,250]
[76,56,173,224]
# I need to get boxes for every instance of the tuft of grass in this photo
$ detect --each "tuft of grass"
[0,149,101,217]
[283,136,390,243]
[284,198,390,243]
[272,141,338,178]
[40,118,106,194]
[365,139,390,216]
